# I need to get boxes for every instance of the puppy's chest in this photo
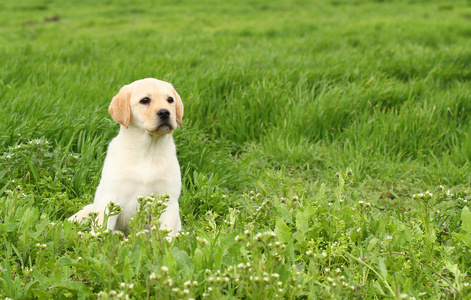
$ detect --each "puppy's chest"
[124,157,172,184]
[108,152,177,187]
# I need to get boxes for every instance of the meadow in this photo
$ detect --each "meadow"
[1,0,471,298]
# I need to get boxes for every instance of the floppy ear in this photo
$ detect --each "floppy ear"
[108,85,131,128]
[173,88,184,127]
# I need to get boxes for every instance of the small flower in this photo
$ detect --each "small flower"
[197,237,209,245]
[165,278,173,286]
[136,229,149,236]
[254,233,262,241]
[35,243,47,249]
[161,266,169,274]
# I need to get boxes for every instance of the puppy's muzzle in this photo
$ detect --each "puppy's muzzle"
[152,109,174,133]
[157,109,170,121]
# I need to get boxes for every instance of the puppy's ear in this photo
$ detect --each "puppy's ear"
[173,88,184,127]
[109,85,131,128]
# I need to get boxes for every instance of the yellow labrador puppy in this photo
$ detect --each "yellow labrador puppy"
[69,78,183,239]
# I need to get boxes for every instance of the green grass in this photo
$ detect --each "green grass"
[1,0,471,298]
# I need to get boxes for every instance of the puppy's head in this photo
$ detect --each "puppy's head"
[109,78,184,135]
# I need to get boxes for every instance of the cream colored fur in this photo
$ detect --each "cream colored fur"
[68,78,183,240]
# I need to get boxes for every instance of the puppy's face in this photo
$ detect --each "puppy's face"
[109,78,184,135]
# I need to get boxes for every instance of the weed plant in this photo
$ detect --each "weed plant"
[1,0,471,298]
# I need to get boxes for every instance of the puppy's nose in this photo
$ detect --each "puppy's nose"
[157,109,170,120]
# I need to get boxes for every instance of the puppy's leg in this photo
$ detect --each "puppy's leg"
[159,204,181,242]
[106,215,118,231]
[68,204,94,223]
[93,200,119,231]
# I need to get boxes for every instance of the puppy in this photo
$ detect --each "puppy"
[68,78,183,239]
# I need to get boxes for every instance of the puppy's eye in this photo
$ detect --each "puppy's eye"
[140,97,150,104]
[167,97,174,103]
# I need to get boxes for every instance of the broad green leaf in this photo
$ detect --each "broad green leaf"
[123,256,133,281]
[373,280,385,295]
[172,248,192,269]
[295,210,309,234]
[403,277,412,293]
[280,206,292,224]
[461,206,471,234]
[367,237,379,252]
[255,180,270,195]
[56,256,76,266]
[0,222,16,234]
[32,289,50,299]
[451,232,471,247]
[192,248,204,269]
[163,251,176,270]
[377,257,388,280]
[275,217,292,244]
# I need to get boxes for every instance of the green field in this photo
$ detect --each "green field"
[1,0,471,298]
